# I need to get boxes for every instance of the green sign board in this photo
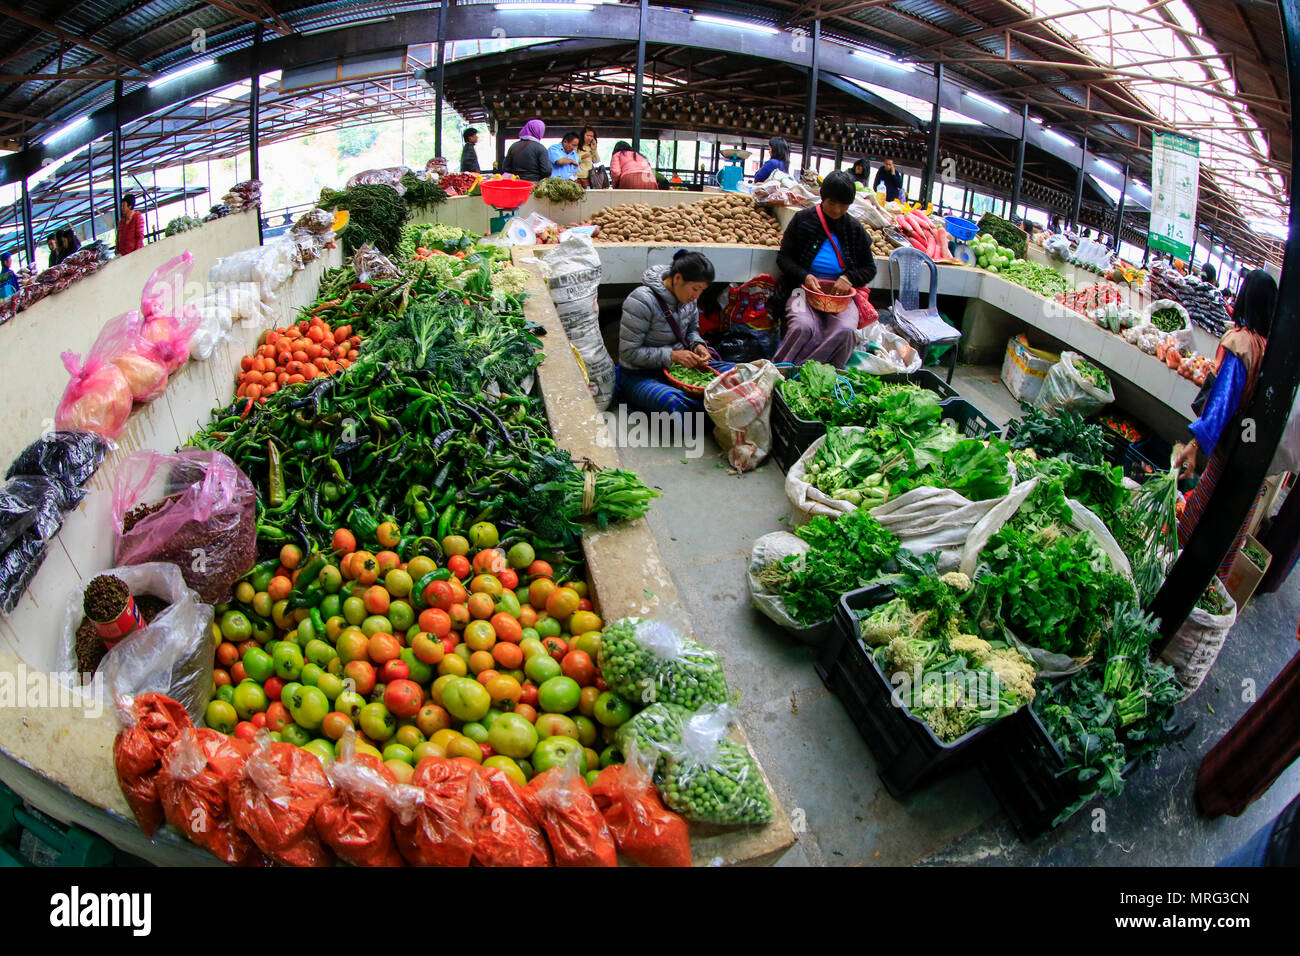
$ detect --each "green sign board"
[1148,132,1200,261]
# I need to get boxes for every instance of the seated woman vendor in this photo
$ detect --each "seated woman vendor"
[770,171,876,368]
[617,250,718,417]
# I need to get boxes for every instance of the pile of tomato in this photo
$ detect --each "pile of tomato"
[205,521,635,788]
[235,314,361,406]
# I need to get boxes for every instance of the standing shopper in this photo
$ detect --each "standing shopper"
[45,234,62,269]
[548,131,581,180]
[503,119,552,182]
[460,128,481,174]
[116,194,145,257]
[873,157,905,202]
[576,127,599,186]
[769,171,877,369]
[1173,269,1277,576]
[609,142,658,190]
[849,159,871,188]
[754,137,790,183]
[1196,618,1300,821]
[617,250,717,417]
[56,227,81,261]
[0,251,18,299]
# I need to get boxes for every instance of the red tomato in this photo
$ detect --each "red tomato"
[265,702,291,733]
[526,560,554,579]
[472,549,507,575]
[234,721,257,740]
[497,568,519,591]
[447,555,471,579]
[561,650,596,686]
[250,712,268,728]
[380,659,410,683]
[543,637,569,662]
[577,598,594,612]
[479,743,496,759]
[383,679,424,719]
[263,676,285,702]
[229,662,248,684]
[519,682,540,708]
[419,606,452,636]
[595,675,608,692]
[513,703,538,724]
[441,635,459,656]
[213,668,231,688]
[490,612,523,644]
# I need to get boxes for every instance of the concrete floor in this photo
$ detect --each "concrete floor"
[615,363,1300,867]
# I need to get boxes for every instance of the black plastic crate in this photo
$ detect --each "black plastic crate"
[1122,443,1161,484]
[816,586,993,797]
[975,704,1073,842]
[937,398,1001,439]
[770,387,825,474]
[878,368,959,401]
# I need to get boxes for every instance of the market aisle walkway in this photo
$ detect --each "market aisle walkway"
[615,364,1300,867]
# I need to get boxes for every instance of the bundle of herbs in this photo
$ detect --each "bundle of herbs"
[318,184,410,256]
[1007,406,1110,465]
[1116,466,1179,606]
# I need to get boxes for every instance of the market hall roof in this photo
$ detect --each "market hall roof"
[0,1,1287,262]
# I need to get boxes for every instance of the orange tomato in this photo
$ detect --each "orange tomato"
[518,605,539,629]
[367,632,403,664]
[468,652,495,675]
[447,555,471,580]
[267,575,293,602]
[418,607,451,637]
[374,551,400,575]
[529,578,558,610]
[463,620,497,652]
[336,628,370,663]
[490,613,522,645]
[492,642,523,670]
[331,528,356,555]
[354,551,379,586]
[363,585,390,616]
[527,560,554,579]
[466,593,495,620]
[545,587,581,622]
[448,603,471,631]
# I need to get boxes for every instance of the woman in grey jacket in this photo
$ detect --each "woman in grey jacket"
[617,250,717,416]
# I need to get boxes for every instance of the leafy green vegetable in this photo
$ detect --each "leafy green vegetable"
[1008,406,1110,465]
[1074,357,1109,391]
[977,212,1028,259]
[532,177,586,203]
[319,184,410,255]
[1116,467,1179,605]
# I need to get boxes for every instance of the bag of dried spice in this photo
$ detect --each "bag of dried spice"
[110,450,257,604]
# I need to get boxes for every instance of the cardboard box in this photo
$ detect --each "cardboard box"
[1000,334,1059,403]
[1223,534,1272,611]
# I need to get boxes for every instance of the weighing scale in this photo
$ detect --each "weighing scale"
[479,178,536,234]
[716,148,752,192]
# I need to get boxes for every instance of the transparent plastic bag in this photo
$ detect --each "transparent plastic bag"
[656,704,772,825]
[315,730,404,867]
[1034,350,1115,416]
[597,612,729,709]
[524,763,617,867]
[345,167,410,195]
[7,430,108,487]
[589,742,691,866]
[158,727,263,865]
[746,531,831,641]
[112,692,194,838]
[229,735,334,867]
[352,243,400,283]
[111,450,257,604]
[58,562,215,722]
[466,762,552,867]
[387,756,476,867]
[55,311,138,437]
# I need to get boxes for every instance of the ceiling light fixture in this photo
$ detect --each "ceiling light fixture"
[853,50,914,72]
[691,14,779,33]
[147,58,215,88]
[42,115,90,144]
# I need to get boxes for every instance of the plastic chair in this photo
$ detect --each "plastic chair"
[887,247,961,383]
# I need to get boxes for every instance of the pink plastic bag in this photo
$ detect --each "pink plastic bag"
[54,311,140,437]
[140,252,199,372]
[854,288,879,329]
[111,449,257,604]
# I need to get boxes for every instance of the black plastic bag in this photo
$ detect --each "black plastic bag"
[7,430,108,488]
[0,476,80,552]
[0,533,51,613]
[704,324,774,364]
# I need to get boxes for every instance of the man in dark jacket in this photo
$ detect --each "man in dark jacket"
[771,171,876,368]
[502,118,552,183]
[461,128,481,173]
[872,157,905,203]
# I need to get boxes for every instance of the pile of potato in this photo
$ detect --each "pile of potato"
[861,221,900,259]
[589,194,783,246]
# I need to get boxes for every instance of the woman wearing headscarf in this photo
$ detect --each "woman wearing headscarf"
[503,119,552,182]
[609,141,658,190]
[1173,268,1277,577]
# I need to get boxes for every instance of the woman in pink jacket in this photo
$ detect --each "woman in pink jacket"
[610,141,658,190]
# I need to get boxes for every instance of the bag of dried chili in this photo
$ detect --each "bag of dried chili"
[524,763,617,867]
[590,745,692,867]
[229,736,334,867]
[112,693,193,837]
[387,756,476,867]
[315,732,404,867]
[466,763,552,867]
[157,728,263,865]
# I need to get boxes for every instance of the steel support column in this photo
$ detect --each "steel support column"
[1009,103,1028,222]
[87,140,96,241]
[1072,135,1087,228]
[435,0,449,159]
[1111,162,1128,251]
[632,0,648,151]
[250,24,263,244]
[923,63,943,205]
[802,19,820,174]
[19,169,34,264]
[1152,0,1300,645]
[111,79,123,222]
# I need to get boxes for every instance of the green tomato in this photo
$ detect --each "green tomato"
[361,615,393,638]
[494,590,522,619]
[534,617,562,640]
[204,699,238,734]
[524,654,562,684]
[300,662,324,687]
[469,522,499,549]
[461,721,490,745]
[482,708,504,730]
[359,702,397,741]
[342,596,367,626]
[488,712,539,759]
[387,600,415,633]
[232,681,268,720]
[506,542,535,569]
[519,636,544,659]
[252,620,275,645]
[242,647,275,683]
[281,723,311,747]
[272,642,304,681]
[399,647,434,685]
[599,745,622,769]
[442,677,491,722]
[593,691,633,727]
[572,714,598,747]
[316,672,345,702]
[295,617,316,647]
[216,684,236,705]
[584,770,601,787]
[537,676,581,714]
[304,638,337,669]
[219,609,252,642]
[335,690,366,722]
[250,566,275,594]
[381,742,415,765]
[302,739,335,766]
[279,681,303,706]
[287,684,329,731]
[319,565,343,595]
[319,594,342,620]
[385,570,413,599]
[531,736,587,775]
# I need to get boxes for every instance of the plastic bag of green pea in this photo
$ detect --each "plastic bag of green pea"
[598,615,730,710]
[618,703,772,826]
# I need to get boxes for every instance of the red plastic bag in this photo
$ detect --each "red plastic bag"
[590,747,692,867]
[229,737,334,867]
[157,728,263,865]
[112,693,193,838]
[387,756,476,867]
[315,732,404,867]
[524,764,617,867]
[111,449,257,604]
[54,311,140,437]
[854,288,879,329]
[466,763,552,867]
